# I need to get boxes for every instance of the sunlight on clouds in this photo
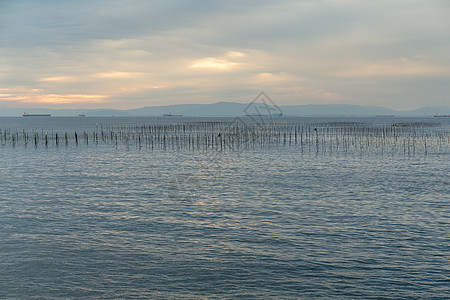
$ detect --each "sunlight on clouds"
[191,57,237,70]
[190,51,247,70]
[0,88,108,105]
[32,94,108,104]
[0,93,30,102]
[0,94,14,97]
[226,51,246,58]
[256,72,301,82]
[258,73,277,79]
[40,76,75,82]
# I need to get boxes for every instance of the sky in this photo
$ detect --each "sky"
[1,0,449,110]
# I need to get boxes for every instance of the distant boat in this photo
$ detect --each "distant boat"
[79,113,86,117]
[23,112,51,117]
[434,114,450,117]
[163,112,183,117]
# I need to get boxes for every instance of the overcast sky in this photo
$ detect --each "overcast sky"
[1,0,449,109]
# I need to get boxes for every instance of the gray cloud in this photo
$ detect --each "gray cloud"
[1,0,449,109]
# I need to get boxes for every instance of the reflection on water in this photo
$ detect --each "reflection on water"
[0,117,449,298]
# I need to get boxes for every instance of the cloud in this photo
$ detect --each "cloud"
[190,57,237,70]
[334,57,449,77]
[1,0,450,109]
[0,87,108,105]
[32,94,108,104]
[40,76,75,82]
[190,51,247,70]
[255,72,301,83]
[94,71,142,78]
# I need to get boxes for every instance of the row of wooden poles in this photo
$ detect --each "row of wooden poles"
[1,121,449,155]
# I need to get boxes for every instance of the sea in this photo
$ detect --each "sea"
[0,116,449,299]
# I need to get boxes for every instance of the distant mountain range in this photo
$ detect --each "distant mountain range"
[1,102,449,117]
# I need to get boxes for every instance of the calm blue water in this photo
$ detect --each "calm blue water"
[1,117,449,299]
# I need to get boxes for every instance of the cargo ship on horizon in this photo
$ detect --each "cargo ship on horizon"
[22,112,51,117]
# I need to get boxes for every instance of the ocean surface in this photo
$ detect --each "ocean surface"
[1,116,449,299]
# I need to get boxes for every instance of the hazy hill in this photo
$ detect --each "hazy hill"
[1,102,449,117]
